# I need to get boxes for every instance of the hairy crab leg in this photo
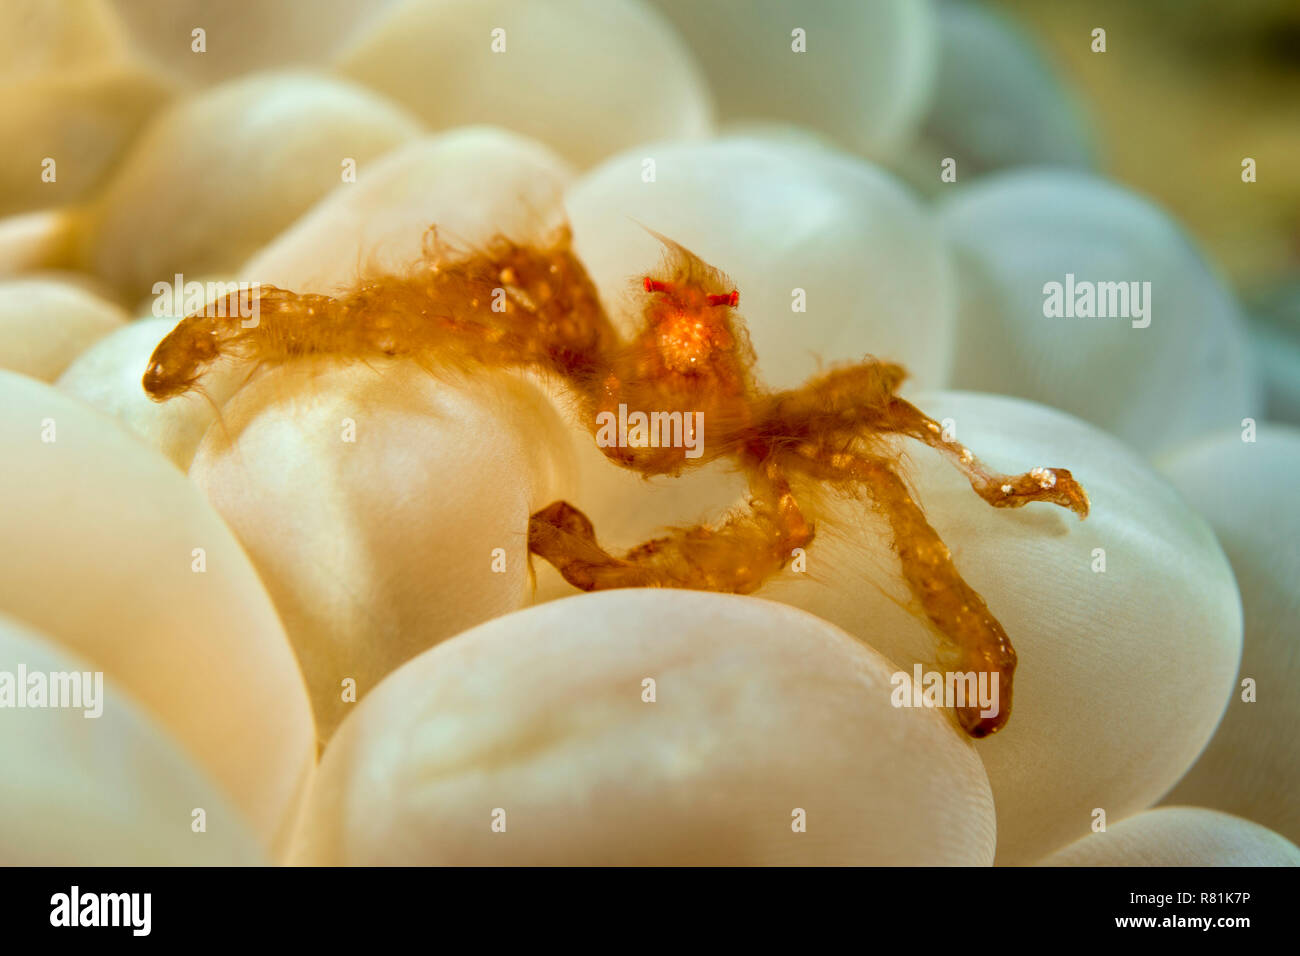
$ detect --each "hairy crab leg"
[879,395,1090,518]
[770,362,1090,518]
[143,228,618,402]
[794,448,1017,738]
[528,461,813,594]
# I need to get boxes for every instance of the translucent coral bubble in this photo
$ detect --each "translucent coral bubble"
[189,361,575,741]
[0,278,126,381]
[755,390,1242,863]
[292,590,996,865]
[938,170,1261,455]
[910,0,1093,184]
[0,0,172,216]
[337,0,712,170]
[0,211,80,274]
[566,135,956,393]
[3,0,126,73]
[649,0,937,161]
[0,613,265,866]
[79,71,423,297]
[1156,425,1300,845]
[108,0,399,86]
[1249,282,1300,426]
[0,371,315,858]
[57,316,242,470]
[245,128,573,293]
[1037,807,1300,867]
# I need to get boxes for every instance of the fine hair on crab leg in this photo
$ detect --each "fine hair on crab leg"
[142,226,619,402]
[768,362,1091,517]
[528,459,814,594]
[880,393,1089,517]
[141,285,331,400]
[792,447,1017,738]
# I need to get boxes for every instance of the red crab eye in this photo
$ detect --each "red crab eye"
[643,277,672,294]
[707,290,739,308]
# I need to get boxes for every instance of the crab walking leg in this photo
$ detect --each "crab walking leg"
[878,395,1090,518]
[770,363,1090,518]
[795,448,1016,737]
[143,229,620,402]
[529,462,814,594]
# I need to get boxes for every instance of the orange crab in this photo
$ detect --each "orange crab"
[145,224,1088,737]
